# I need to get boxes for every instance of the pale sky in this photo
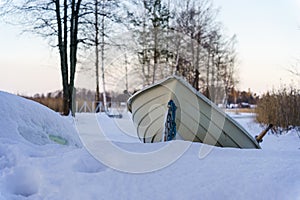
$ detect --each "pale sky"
[1,0,300,95]
[214,0,300,94]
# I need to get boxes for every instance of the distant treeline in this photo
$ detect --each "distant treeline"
[226,88,259,105]
[23,90,63,113]
[23,86,260,114]
[255,86,300,131]
[23,89,130,113]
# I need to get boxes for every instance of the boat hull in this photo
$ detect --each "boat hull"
[127,76,260,149]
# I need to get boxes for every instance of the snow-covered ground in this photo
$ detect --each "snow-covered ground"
[0,91,300,200]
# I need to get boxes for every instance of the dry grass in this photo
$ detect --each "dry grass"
[255,87,300,130]
[26,97,64,113]
[225,108,255,113]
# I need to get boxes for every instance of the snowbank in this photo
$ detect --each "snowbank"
[0,91,81,146]
[0,91,82,199]
[0,91,300,199]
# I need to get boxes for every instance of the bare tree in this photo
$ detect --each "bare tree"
[1,0,239,107]
[0,0,86,115]
[172,0,216,91]
[171,0,238,104]
[215,35,239,105]
[94,0,101,111]
[81,0,121,111]
[127,0,171,85]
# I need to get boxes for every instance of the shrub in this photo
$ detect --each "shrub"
[255,87,300,131]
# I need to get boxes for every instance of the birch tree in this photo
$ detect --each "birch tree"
[127,0,171,85]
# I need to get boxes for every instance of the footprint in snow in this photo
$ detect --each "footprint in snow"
[73,156,107,173]
[4,166,41,197]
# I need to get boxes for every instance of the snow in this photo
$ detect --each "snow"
[0,91,300,199]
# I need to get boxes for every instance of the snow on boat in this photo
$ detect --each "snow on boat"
[127,76,260,149]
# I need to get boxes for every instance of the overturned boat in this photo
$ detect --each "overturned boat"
[127,76,260,149]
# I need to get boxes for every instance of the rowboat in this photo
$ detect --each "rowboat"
[127,76,260,149]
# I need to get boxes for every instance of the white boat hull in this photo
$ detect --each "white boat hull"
[127,76,260,149]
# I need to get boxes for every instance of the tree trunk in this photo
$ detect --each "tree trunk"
[101,0,107,111]
[55,0,70,115]
[95,0,100,112]
[69,0,82,116]
[206,44,210,99]
[210,53,215,102]
[153,26,158,84]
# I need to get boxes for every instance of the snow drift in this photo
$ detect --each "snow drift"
[0,91,82,199]
[0,91,81,146]
[0,91,300,199]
